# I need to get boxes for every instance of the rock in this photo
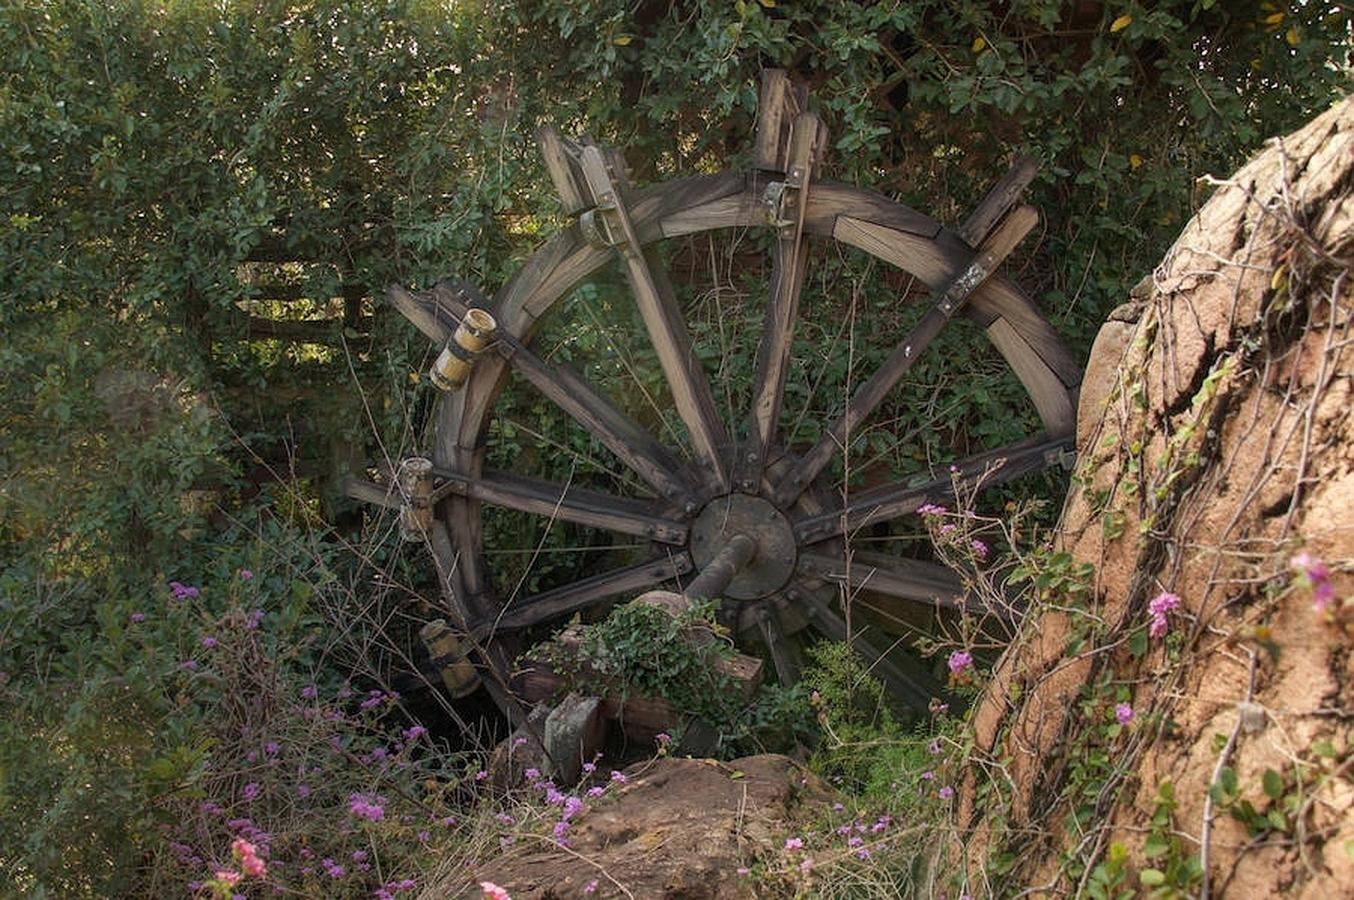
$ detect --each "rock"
[542,693,604,785]
[454,754,836,899]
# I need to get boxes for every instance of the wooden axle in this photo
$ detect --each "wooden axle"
[683,532,757,600]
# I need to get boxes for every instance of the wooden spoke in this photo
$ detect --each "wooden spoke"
[753,603,801,686]
[786,582,943,712]
[737,112,826,491]
[490,553,694,632]
[793,433,1074,545]
[798,551,966,611]
[958,156,1039,247]
[429,466,688,545]
[773,205,1041,508]
[496,334,698,505]
[388,282,698,504]
[574,144,732,490]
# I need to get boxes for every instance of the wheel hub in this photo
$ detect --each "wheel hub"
[688,493,797,600]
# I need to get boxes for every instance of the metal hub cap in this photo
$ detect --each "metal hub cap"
[689,493,797,600]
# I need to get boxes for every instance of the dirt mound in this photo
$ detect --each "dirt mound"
[460,754,832,899]
[961,98,1353,895]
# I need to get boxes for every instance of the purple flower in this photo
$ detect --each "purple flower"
[201,636,217,649]
[348,793,385,821]
[168,580,200,601]
[582,761,597,774]
[947,650,974,674]
[970,539,989,560]
[494,812,515,826]
[917,503,948,516]
[583,880,599,894]
[1292,552,1336,612]
[784,837,804,851]
[130,612,146,623]
[655,732,671,744]
[552,820,570,840]
[1115,702,1134,725]
[238,568,253,581]
[938,785,955,800]
[199,800,223,816]
[928,738,942,755]
[179,659,198,671]
[322,858,345,879]
[1148,592,1181,638]
[474,769,488,782]
[296,784,311,799]
[586,786,606,798]
[856,848,871,860]
[609,770,628,784]
[351,850,367,862]
[265,741,280,756]
[562,796,584,819]
[524,767,540,781]
[402,725,428,742]
[244,609,264,630]
[847,836,863,848]
[300,684,318,700]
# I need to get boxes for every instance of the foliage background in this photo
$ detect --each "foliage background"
[0,0,1348,894]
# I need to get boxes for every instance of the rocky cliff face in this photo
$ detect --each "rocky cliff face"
[961,97,1353,896]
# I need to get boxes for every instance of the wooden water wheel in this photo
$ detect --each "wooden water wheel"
[348,71,1080,720]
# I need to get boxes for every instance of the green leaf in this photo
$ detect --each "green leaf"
[1142,835,1170,859]
[1139,868,1166,887]
[1262,768,1283,800]
[1218,766,1238,797]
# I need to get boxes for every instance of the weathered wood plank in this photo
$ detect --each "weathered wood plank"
[959,156,1039,247]
[536,124,592,215]
[495,336,696,504]
[774,206,1039,508]
[787,583,942,712]
[492,554,694,631]
[753,69,810,172]
[754,604,801,687]
[430,465,689,545]
[792,433,1074,544]
[797,551,968,611]
[737,111,826,491]
[574,143,732,490]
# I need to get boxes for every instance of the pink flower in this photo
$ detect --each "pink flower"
[970,539,989,560]
[214,869,241,887]
[348,793,385,821]
[240,854,267,878]
[784,837,804,851]
[799,857,814,875]
[583,880,599,894]
[1115,702,1134,726]
[917,503,947,516]
[130,612,146,623]
[1291,552,1336,612]
[1148,592,1181,638]
[480,882,512,900]
[947,650,973,674]
[238,568,253,580]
